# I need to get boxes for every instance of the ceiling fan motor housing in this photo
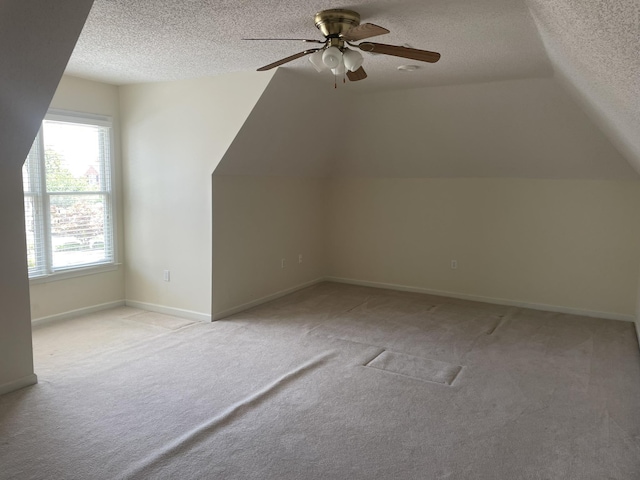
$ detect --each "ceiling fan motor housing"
[314,9,360,37]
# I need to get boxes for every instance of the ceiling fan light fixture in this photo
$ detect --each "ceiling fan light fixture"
[322,46,342,68]
[309,50,327,72]
[343,48,364,72]
[331,60,346,75]
[251,9,441,83]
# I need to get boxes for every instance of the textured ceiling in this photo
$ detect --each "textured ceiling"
[526,0,640,168]
[66,0,552,90]
[66,0,639,167]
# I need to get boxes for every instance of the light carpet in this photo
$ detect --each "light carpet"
[1,282,639,479]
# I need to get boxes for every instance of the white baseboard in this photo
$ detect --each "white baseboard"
[125,300,211,323]
[212,277,325,321]
[325,276,635,323]
[29,276,633,332]
[0,373,38,396]
[31,300,126,327]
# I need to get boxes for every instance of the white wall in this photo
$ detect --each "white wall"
[215,69,348,177]
[328,178,640,319]
[208,73,640,323]
[0,0,93,395]
[635,288,640,346]
[106,70,640,334]
[316,77,640,323]
[636,267,640,342]
[119,72,274,319]
[29,75,126,321]
[211,70,343,317]
[212,176,327,317]
[0,164,37,395]
[337,78,637,179]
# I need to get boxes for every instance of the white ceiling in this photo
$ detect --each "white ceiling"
[527,0,640,170]
[66,0,553,90]
[66,0,639,168]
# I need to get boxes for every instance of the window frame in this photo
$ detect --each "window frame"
[24,108,119,283]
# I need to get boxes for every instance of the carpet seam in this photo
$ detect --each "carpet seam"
[364,364,460,386]
[119,351,335,479]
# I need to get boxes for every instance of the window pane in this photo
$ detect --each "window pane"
[50,194,112,269]
[22,163,30,193]
[43,121,109,193]
[23,135,41,194]
[23,113,115,279]
[24,196,39,272]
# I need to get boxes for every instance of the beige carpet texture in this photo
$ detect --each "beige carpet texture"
[1,282,639,479]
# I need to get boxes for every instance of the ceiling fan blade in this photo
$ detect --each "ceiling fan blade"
[243,38,325,44]
[342,23,390,41]
[357,42,441,63]
[347,67,367,81]
[257,49,319,71]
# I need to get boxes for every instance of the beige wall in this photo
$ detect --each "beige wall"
[30,270,124,321]
[636,270,640,341]
[0,1,93,395]
[328,178,640,319]
[207,73,640,322]
[26,72,639,341]
[212,176,327,317]
[119,73,274,318]
[215,69,348,177]
[336,77,637,179]
[29,75,126,321]
[212,70,341,317]
[0,164,37,394]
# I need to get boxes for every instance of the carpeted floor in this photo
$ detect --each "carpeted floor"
[1,282,639,479]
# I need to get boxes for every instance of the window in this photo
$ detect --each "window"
[22,110,116,279]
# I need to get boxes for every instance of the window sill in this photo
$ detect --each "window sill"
[29,263,122,284]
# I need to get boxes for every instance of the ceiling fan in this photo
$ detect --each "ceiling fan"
[244,9,440,83]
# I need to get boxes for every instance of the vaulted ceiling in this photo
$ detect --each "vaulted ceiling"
[65,0,640,169]
[526,1,640,171]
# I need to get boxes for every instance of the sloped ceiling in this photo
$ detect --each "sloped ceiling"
[2,0,95,168]
[66,0,639,171]
[214,72,636,179]
[214,70,348,177]
[338,77,637,178]
[526,0,640,170]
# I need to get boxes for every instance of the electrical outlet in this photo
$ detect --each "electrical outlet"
[163,270,171,282]
[298,254,303,264]
[281,258,286,269]
[450,260,457,270]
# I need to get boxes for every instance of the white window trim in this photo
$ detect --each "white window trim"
[26,109,119,283]
[29,263,122,284]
